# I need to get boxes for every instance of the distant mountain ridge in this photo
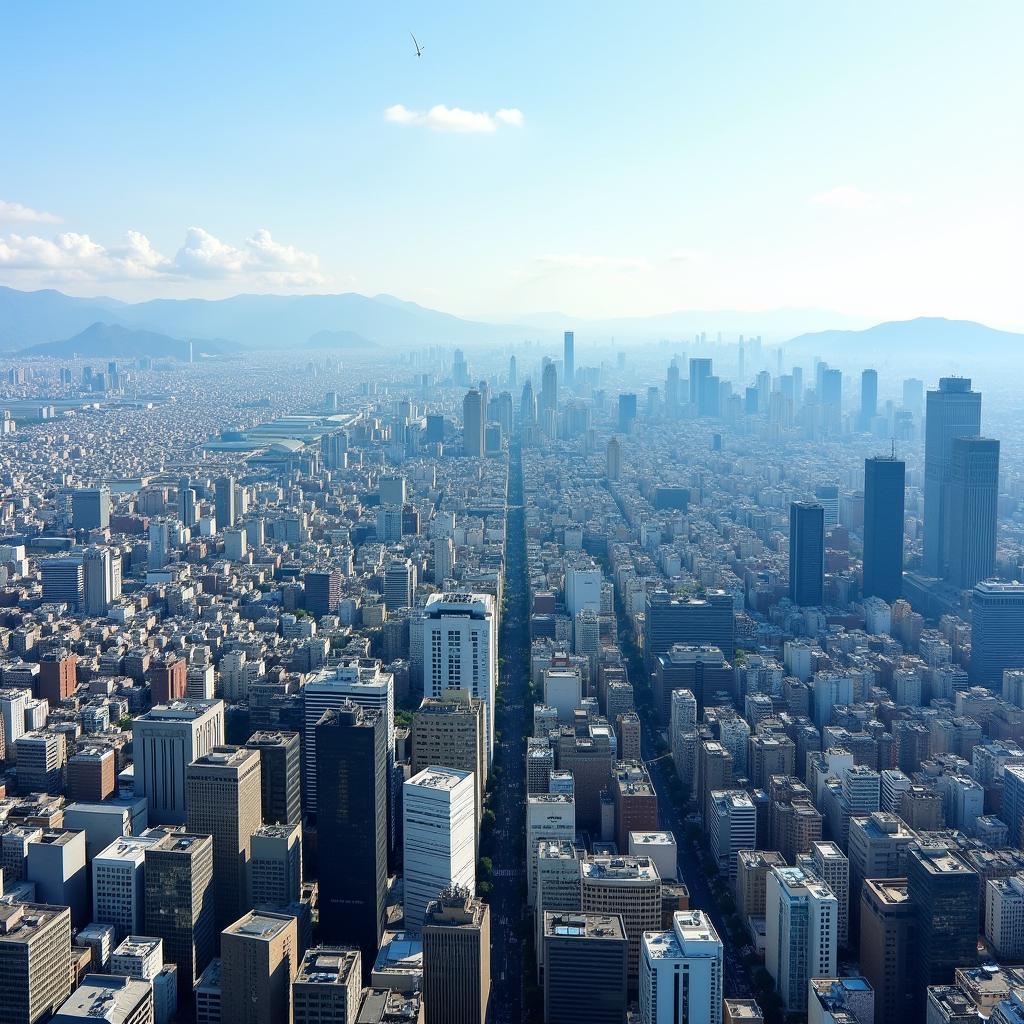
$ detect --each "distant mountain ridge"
[17,322,237,360]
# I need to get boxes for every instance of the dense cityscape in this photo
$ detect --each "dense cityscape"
[0,329,1021,1024]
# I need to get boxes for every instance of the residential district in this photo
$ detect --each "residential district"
[0,332,1022,1024]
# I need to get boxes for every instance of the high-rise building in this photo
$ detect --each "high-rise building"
[403,767,477,931]
[305,569,342,617]
[606,436,621,481]
[613,763,658,853]
[422,888,491,1024]
[944,436,999,588]
[72,486,111,531]
[859,878,915,1024]
[0,902,72,1024]
[67,745,116,803]
[315,704,388,971]
[924,377,982,576]
[527,794,576,907]
[907,845,979,997]
[789,501,825,606]
[185,745,263,930]
[244,731,302,827]
[644,591,736,665]
[150,653,188,705]
[250,823,303,908]
[815,483,840,530]
[708,790,756,881]
[689,358,712,414]
[863,455,906,602]
[970,582,1024,685]
[37,650,77,705]
[765,866,837,1012]
[292,946,362,1024]
[40,556,85,609]
[985,875,1024,959]
[563,331,575,390]
[859,369,878,431]
[433,535,455,585]
[618,393,637,433]
[640,910,723,1024]
[214,475,236,530]
[542,912,628,1024]
[144,833,216,995]
[799,841,850,948]
[92,835,159,940]
[220,911,298,1024]
[423,593,498,764]
[82,546,115,615]
[1000,765,1024,848]
[735,850,787,920]
[541,362,558,417]
[383,558,415,611]
[847,811,916,940]
[462,389,485,458]
[132,699,226,825]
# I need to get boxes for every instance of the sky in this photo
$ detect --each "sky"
[1,1,1023,327]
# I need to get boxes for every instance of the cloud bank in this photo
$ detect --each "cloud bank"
[0,200,62,224]
[385,103,524,133]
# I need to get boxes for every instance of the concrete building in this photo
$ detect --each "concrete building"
[526,794,576,907]
[859,879,915,1024]
[0,901,72,1024]
[847,812,916,940]
[708,790,756,881]
[807,977,875,1024]
[292,946,362,1024]
[244,731,302,827]
[52,975,152,1024]
[736,850,787,920]
[93,835,159,939]
[640,910,724,1024]
[26,829,87,929]
[250,823,303,908]
[542,912,628,1024]
[613,763,658,853]
[421,888,490,1024]
[220,911,298,1024]
[799,842,850,948]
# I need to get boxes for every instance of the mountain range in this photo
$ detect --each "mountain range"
[0,285,1021,364]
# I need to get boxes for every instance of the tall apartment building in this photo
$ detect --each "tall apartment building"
[132,699,225,825]
[0,901,72,1024]
[765,866,838,1013]
[404,766,477,931]
[798,841,850,948]
[640,910,724,1024]
[220,911,298,1024]
[542,912,628,1024]
[708,790,756,881]
[250,823,303,908]
[144,833,216,996]
[292,946,362,1024]
[422,889,491,1024]
[185,745,263,931]
[859,878,916,1024]
[244,730,302,827]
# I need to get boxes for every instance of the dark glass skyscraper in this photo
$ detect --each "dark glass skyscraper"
[462,388,485,458]
[863,455,905,602]
[944,436,999,589]
[789,501,825,606]
[215,474,236,529]
[859,368,878,431]
[923,377,981,577]
[969,580,1024,684]
[617,393,637,434]
[316,702,388,975]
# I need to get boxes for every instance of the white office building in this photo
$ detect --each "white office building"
[93,835,161,940]
[708,790,756,881]
[527,794,576,906]
[987,874,1024,958]
[797,842,850,948]
[423,592,498,764]
[640,910,724,1024]
[566,563,602,617]
[403,766,476,931]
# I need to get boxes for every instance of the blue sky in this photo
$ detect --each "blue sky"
[1,1,1022,325]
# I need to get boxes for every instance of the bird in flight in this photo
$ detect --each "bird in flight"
[411,32,424,58]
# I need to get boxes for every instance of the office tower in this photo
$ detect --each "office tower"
[616,393,636,435]
[220,911,298,1024]
[150,653,187,705]
[945,436,999,588]
[303,659,394,813]
[645,591,736,666]
[971,582,1024,684]
[244,731,302,826]
[860,369,878,431]
[610,764,656,852]
[748,733,795,790]
[901,377,924,417]
[17,731,66,792]
[82,546,115,615]
[403,767,476,931]
[40,556,85,608]
[462,388,484,457]
[859,879,915,1024]
[52,974,152,1024]
[178,478,199,527]
[1001,765,1024,847]
[606,436,621,480]
[765,866,838,1012]
[535,841,583,953]
[565,561,602,616]
[214,475,236,530]
[801,841,850,948]
[541,361,558,415]
[735,850,787,919]
[508,353,518,391]
[383,558,415,611]
[789,501,825,606]
[815,484,840,530]
[37,649,77,705]
[67,745,116,802]
[433,535,455,584]
[563,330,575,389]
[315,704,388,968]
[422,889,491,1024]
[689,357,712,413]
[618,712,642,762]
[665,362,681,416]
[863,456,906,602]
[556,714,615,832]
[846,811,916,938]
[92,835,158,939]
[321,429,349,469]
[527,794,576,906]
[655,646,732,722]
[292,947,362,1024]
[305,569,342,617]
[821,367,843,433]
[581,855,662,986]
[423,593,498,764]
[708,790,756,881]
[250,823,303,907]
[72,486,111,530]
[134,700,225,824]
[0,902,72,1024]
[378,474,407,507]
[699,741,734,828]
[924,377,982,576]
[640,911,723,1024]
[986,876,1024,959]
[543,912,628,1024]
[907,845,979,995]
[148,520,170,569]
[411,692,486,826]
[186,745,263,930]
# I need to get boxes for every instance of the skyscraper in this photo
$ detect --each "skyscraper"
[541,361,558,418]
[863,455,906,602]
[0,902,72,1024]
[543,912,628,1024]
[250,823,303,908]
[606,436,621,481]
[689,358,712,413]
[462,388,484,458]
[40,556,85,608]
[859,369,878,431]
[923,377,982,576]
[859,879,916,1024]
[640,911,724,1024]
[220,911,298,1024]
[789,501,825,606]
[82,546,115,615]
[185,745,263,931]
[244,730,302,826]
[970,581,1024,684]
[563,330,575,391]
[618,393,637,434]
[215,475,236,530]
[422,889,491,1024]
[666,363,680,417]
[944,435,999,588]
[72,486,110,531]
[315,703,388,971]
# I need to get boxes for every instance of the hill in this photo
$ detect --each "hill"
[17,322,236,360]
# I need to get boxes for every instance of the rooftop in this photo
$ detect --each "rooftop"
[543,912,625,940]
[295,945,361,986]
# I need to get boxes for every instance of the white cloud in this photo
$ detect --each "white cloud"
[535,253,650,272]
[808,185,878,210]
[385,103,524,133]
[0,225,324,286]
[0,200,62,224]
